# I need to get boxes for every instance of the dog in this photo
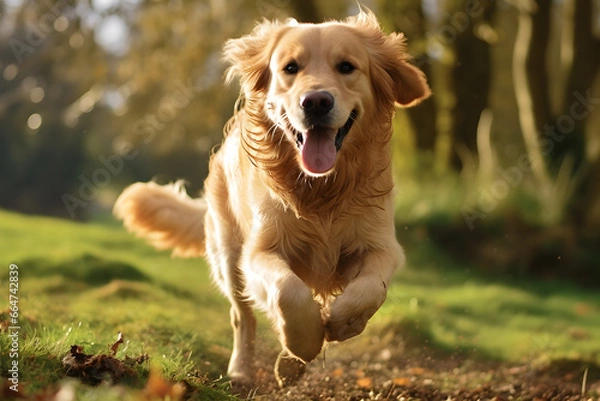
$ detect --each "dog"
[113,9,430,388]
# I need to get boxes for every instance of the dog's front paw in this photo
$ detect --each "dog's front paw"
[323,273,389,342]
[323,277,386,342]
[324,303,378,342]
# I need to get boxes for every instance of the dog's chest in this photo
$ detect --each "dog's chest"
[281,214,368,294]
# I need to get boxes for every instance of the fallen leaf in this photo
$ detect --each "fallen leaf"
[110,332,124,356]
[409,367,426,375]
[62,334,146,386]
[569,328,591,340]
[393,377,411,386]
[62,344,126,385]
[331,368,344,378]
[143,368,185,400]
[356,377,372,388]
[575,303,591,316]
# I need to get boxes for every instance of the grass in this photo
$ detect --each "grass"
[1,209,599,399]
[376,234,600,364]
[0,210,236,399]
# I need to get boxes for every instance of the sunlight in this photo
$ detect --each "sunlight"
[27,113,42,130]
[94,15,129,55]
[3,64,18,81]
[29,87,45,103]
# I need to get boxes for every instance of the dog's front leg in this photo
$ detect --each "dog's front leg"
[245,251,325,362]
[325,243,403,342]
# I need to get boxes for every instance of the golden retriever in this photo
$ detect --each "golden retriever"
[114,9,430,388]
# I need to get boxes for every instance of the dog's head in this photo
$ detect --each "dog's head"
[224,10,430,177]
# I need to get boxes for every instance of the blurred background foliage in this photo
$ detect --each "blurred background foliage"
[0,0,598,283]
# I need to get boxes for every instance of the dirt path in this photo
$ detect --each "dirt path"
[245,334,599,401]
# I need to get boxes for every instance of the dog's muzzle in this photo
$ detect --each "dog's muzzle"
[293,110,356,176]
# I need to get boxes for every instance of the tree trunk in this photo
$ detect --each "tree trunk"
[513,0,600,237]
[577,157,600,235]
[581,158,600,234]
[553,0,599,173]
[380,0,438,154]
[512,0,553,190]
[409,79,438,153]
[289,0,320,23]
[559,0,600,230]
[448,0,496,171]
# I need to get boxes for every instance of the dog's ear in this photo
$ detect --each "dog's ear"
[223,20,291,95]
[385,32,431,107]
[348,10,431,108]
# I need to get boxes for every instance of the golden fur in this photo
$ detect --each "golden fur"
[114,10,430,387]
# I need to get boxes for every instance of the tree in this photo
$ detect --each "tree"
[378,0,438,158]
[0,1,107,218]
[381,0,497,172]
[289,0,320,22]
[445,0,496,171]
[556,0,598,172]
[557,0,600,232]
[512,0,600,230]
[512,0,553,191]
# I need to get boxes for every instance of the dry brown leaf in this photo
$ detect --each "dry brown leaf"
[393,377,411,386]
[110,332,124,356]
[62,334,146,386]
[409,367,426,376]
[356,377,372,388]
[62,344,126,385]
[143,368,185,400]
[575,302,591,316]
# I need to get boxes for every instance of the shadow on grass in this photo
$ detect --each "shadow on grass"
[7,254,150,286]
[399,222,600,301]
[6,253,208,302]
[386,223,600,366]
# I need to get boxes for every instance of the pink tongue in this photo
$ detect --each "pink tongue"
[300,127,337,174]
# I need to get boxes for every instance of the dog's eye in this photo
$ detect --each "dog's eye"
[283,61,299,75]
[338,61,355,74]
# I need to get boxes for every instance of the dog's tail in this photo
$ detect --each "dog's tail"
[113,181,206,258]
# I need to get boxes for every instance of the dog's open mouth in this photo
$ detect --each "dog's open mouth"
[293,110,357,175]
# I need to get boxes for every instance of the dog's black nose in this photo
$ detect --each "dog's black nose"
[300,91,334,116]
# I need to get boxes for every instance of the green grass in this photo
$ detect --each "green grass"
[373,234,600,364]
[0,210,236,400]
[1,209,599,399]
